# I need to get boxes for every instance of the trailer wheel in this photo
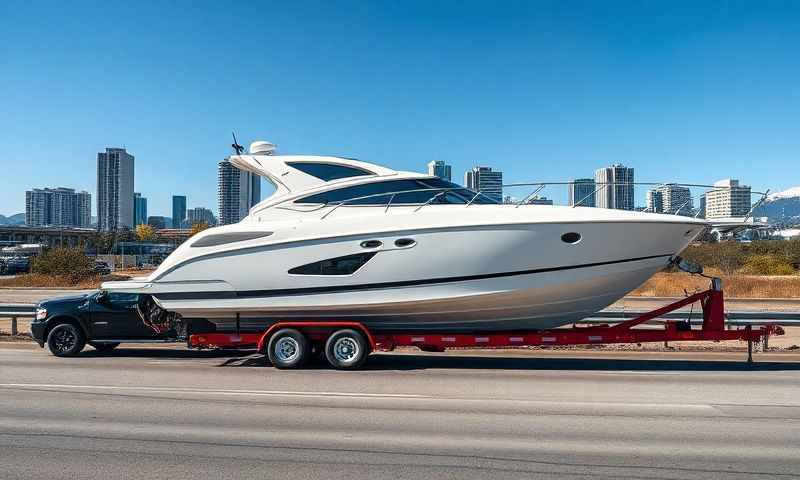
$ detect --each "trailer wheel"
[267,329,309,369]
[46,323,86,357]
[325,329,368,370]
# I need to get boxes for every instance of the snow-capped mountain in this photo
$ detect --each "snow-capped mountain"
[754,187,800,225]
[767,186,800,202]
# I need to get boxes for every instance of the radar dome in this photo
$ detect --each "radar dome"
[250,141,277,155]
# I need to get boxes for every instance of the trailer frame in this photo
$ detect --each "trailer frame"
[188,278,784,368]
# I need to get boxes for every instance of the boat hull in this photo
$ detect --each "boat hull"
[169,253,669,332]
[104,210,706,333]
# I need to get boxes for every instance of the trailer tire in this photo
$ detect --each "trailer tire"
[46,323,86,357]
[325,329,368,370]
[267,329,309,369]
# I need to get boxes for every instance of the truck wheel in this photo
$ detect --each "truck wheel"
[47,323,86,357]
[90,342,120,353]
[267,329,309,369]
[325,329,368,370]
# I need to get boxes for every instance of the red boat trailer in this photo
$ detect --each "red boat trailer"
[188,278,784,369]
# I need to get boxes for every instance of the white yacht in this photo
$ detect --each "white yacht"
[103,141,707,332]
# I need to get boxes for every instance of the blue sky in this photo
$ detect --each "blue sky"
[1,0,799,216]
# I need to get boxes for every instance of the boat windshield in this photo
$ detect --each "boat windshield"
[294,178,498,205]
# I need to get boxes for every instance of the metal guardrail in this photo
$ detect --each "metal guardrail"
[0,304,36,336]
[586,311,800,326]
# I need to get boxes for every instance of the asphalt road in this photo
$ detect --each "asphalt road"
[1,344,799,479]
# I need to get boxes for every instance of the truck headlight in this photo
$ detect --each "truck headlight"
[35,307,47,321]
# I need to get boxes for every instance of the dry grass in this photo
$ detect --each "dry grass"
[632,271,800,298]
[0,273,130,289]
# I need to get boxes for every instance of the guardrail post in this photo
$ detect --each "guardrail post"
[11,316,17,336]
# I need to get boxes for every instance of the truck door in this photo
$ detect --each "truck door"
[90,293,159,339]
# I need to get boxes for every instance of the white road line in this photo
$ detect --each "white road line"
[0,383,429,399]
[0,383,716,409]
[3,383,796,410]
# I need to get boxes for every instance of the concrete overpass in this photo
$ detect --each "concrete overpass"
[0,225,96,249]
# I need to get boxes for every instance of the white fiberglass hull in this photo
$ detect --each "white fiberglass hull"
[170,254,666,332]
[104,208,705,333]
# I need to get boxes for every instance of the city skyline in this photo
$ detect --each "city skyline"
[6,148,774,223]
[2,2,799,215]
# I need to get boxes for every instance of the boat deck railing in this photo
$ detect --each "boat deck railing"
[318,187,497,219]
[314,181,769,222]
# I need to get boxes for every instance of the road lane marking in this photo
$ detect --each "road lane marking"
[0,383,720,409]
[0,383,429,399]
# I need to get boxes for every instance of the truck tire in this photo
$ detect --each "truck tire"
[47,323,86,357]
[267,329,310,369]
[90,342,120,353]
[325,329,368,370]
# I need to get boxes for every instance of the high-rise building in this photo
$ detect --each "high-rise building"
[97,147,134,231]
[172,195,187,229]
[705,179,751,219]
[25,187,91,227]
[427,160,452,182]
[133,193,148,226]
[187,207,217,226]
[646,184,693,215]
[568,178,596,207]
[594,164,634,210]
[147,215,168,229]
[464,166,503,203]
[662,184,693,215]
[646,189,664,213]
[698,194,706,219]
[218,159,261,225]
[77,191,92,227]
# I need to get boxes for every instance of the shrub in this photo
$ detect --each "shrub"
[738,254,796,276]
[31,248,95,282]
[682,242,745,274]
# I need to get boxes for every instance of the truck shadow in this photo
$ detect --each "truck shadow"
[79,348,249,359]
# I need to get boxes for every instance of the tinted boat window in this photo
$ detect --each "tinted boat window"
[289,252,377,275]
[295,179,498,205]
[287,162,372,181]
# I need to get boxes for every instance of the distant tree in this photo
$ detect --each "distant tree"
[190,222,210,236]
[135,224,157,242]
[91,231,117,254]
[117,228,135,243]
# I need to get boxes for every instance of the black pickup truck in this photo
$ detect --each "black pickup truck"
[31,291,203,356]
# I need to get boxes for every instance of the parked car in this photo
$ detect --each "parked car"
[31,291,215,356]
[1,256,30,274]
[93,260,112,275]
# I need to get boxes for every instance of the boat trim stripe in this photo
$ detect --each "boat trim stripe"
[154,253,673,301]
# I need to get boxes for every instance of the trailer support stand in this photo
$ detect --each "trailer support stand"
[746,325,753,364]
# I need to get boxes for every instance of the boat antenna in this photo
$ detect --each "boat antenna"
[231,132,244,155]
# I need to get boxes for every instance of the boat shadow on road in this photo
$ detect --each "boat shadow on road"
[360,353,800,372]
